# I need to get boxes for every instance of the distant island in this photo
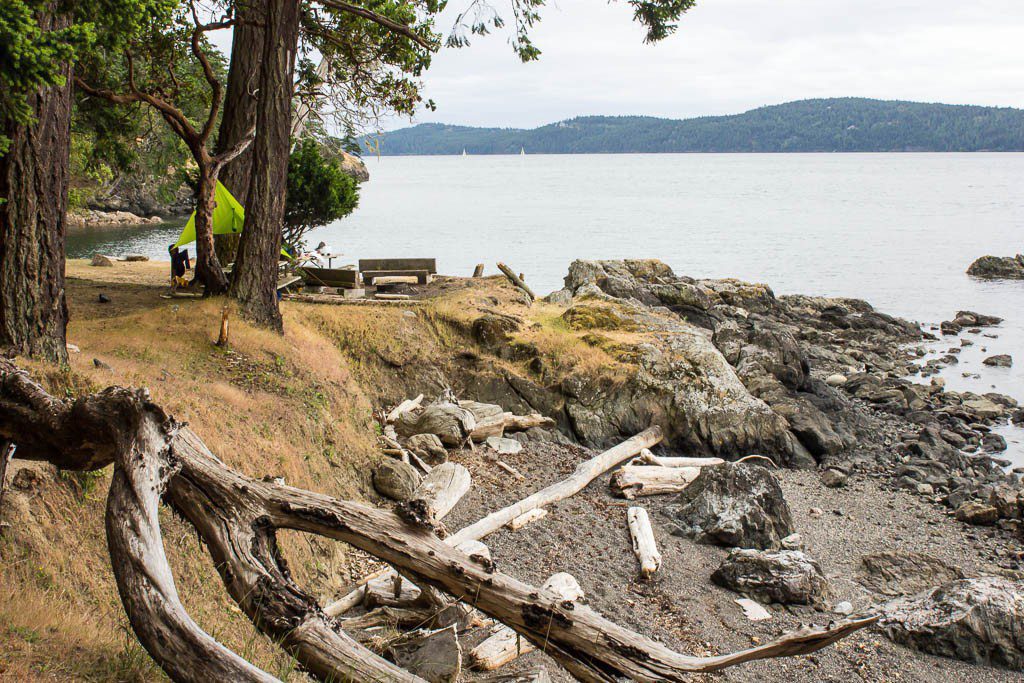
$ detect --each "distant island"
[365,98,1024,154]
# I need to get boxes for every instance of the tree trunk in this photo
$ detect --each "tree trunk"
[217,2,264,207]
[230,0,298,331]
[0,11,71,363]
[192,166,229,295]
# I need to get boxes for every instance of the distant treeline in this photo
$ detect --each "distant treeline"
[365,98,1024,154]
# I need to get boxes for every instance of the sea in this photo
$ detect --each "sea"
[67,152,1024,464]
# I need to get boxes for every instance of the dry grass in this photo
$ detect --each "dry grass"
[0,262,646,680]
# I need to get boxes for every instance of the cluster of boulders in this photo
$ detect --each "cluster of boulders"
[667,462,834,609]
[372,394,558,502]
[967,254,1024,280]
[67,209,163,227]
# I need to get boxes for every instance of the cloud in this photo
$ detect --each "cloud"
[385,0,1024,129]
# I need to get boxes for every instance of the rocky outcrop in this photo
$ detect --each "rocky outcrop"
[667,462,795,549]
[711,548,831,606]
[339,151,370,183]
[967,255,1024,280]
[68,210,163,228]
[881,577,1024,669]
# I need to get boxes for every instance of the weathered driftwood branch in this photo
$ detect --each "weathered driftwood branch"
[469,573,584,671]
[406,462,471,526]
[627,507,661,578]
[611,465,700,499]
[387,394,424,423]
[638,449,724,468]
[470,411,556,442]
[449,427,664,546]
[496,263,536,301]
[0,361,877,683]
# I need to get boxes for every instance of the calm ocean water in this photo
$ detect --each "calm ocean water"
[68,153,1024,461]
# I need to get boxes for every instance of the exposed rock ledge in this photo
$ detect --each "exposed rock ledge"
[967,254,1024,280]
[66,209,163,228]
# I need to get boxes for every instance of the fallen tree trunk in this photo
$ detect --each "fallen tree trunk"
[627,507,661,578]
[611,465,700,499]
[406,462,472,526]
[470,411,556,442]
[469,573,584,671]
[0,360,876,683]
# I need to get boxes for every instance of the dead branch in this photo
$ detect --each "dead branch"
[0,360,876,683]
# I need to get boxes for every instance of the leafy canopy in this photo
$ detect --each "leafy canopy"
[0,0,174,154]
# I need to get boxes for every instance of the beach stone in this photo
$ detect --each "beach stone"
[860,551,964,597]
[372,459,422,502]
[962,397,1005,420]
[404,433,448,464]
[90,253,115,267]
[820,468,848,488]
[825,373,848,387]
[668,462,795,549]
[395,402,476,446]
[983,354,1013,368]
[955,501,1000,526]
[484,436,522,455]
[390,625,461,683]
[940,320,961,335]
[880,577,1024,668]
[834,601,854,615]
[711,548,831,606]
[955,310,1003,327]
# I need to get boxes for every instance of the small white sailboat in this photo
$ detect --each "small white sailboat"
[520,147,525,156]
[462,148,467,157]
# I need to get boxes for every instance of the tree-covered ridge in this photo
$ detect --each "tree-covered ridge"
[368,98,1024,154]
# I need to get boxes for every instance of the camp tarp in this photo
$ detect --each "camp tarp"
[173,181,245,249]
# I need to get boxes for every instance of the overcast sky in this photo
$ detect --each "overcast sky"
[384,0,1024,130]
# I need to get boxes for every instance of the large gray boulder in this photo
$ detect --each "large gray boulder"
[881,577,1024,669]
[859,551,964,597]
[711,548,831,606]
[667,463,795,549]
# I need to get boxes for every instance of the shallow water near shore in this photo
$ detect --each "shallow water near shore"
[66,152,1024,462]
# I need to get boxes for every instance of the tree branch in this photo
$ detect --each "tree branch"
[315,0,433,49]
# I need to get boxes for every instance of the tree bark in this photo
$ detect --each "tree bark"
[231,0,299,331]
[216,3,263,207]
[192,166,230,294]
[0,10,71,363]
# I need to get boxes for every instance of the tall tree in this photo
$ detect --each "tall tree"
[215,0,262,206]
[76,4,253,294]
[229,0,302,330]
[0,5,80,362]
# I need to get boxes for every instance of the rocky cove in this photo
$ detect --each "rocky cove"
[335,257,1024,679]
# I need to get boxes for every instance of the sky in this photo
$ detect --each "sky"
[381,0,1024,130]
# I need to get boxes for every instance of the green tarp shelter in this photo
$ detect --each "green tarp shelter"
[172,181,244,249]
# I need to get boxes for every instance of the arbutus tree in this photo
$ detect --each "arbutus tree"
[75,1,256,295]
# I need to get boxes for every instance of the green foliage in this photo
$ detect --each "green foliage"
[0,0,174,154]
[367,98,1024,154]
[283,138,360,249]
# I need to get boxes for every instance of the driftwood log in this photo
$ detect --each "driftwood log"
[627,507,661,577]
[0,360,876,682]
[638,449,725,468]
[496,263,536,301]
[611,465,701,499]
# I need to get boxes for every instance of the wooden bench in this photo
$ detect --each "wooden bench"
[358,258,436,274]
[361,269,431,285]
[298,266,361,289]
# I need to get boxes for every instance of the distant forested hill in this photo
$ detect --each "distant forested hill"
[365,98,1024,154]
